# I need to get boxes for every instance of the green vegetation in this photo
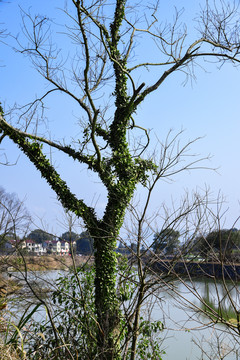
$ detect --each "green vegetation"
[27,230,56,244]
[76,231,94,255]
[190,229,240,262]
[152,228,180,256]
[26,260,165,360]
[61,231,79,243]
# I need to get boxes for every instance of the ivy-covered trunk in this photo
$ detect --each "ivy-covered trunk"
[92,187,136,359]
[94,230,120,360]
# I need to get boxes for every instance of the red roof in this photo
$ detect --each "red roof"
[25,239,35,244]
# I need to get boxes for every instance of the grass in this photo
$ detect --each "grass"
[0,344,25,360]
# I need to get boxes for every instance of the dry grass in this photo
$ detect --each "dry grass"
[0,344,25,360]
[1,254,93,272]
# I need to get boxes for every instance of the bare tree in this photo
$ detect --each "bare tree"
[1,1,240,358]
[140,194,240,359]
[0,185,30,335]
[0,186,31,250]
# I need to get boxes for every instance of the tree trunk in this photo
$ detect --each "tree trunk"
[94,229,121,360]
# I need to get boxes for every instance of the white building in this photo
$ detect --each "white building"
[4,238,71,255]
[23,239,46,255]
[43,240,70,255]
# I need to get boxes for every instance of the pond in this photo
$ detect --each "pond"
[6,270,240,360]
[152,279,240,359]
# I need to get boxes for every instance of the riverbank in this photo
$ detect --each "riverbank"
[152,258,240,280]
[0,254,94,272]
[0,255,94,296]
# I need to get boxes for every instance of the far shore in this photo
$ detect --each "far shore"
[0,254,94,272]
[0,255,94,296]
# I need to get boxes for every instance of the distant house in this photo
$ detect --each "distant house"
[1,239,15,254]
[23,239,46,255]
[43,240,70,255]
[60,241,70,255]
[1,238,25,254]
[4,240,15,250]
[1,238,71,256]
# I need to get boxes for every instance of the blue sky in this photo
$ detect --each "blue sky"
[1,0,240,236]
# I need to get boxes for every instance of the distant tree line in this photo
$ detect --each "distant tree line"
[152,228,180,255]
[151,227,240,262]
[190,228,240,262]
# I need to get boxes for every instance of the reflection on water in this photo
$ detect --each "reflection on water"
[7,270,67,321]
[156,278,240,360]
[201,279,240,327]
[6,270,240,360]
